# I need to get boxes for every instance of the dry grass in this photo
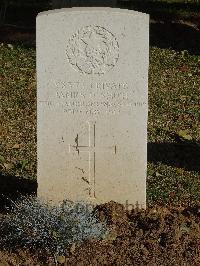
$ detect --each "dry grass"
[0,43,200,206]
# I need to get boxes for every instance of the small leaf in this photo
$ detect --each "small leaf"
[155,172,162,177]
[21,160,29,170]
[148,169,154,176]
[7,44,14,50]
[56,255,66,264]
[12,143,20,149]
[0,155,5,163]
[177,130,192,141]
[3,163,13,170]
[70,243,76,254]
[103,229,117,241]
[180,95,187,101]
[180,223,190,234]
[181,50,188,57]
[176,168,184,175]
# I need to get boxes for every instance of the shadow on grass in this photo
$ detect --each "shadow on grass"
[0,173,37,212]
[148,141,200,172]
[0,19,199,54]
[150,20,200,55]
[121,0,200,55]
[0,1,200,53]
[119,0,200,20]
[0,25,36,47]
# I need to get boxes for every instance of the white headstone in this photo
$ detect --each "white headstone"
[37,8,149,208]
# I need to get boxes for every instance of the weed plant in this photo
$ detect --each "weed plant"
[0,196,107,256]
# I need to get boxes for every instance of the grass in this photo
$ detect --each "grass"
[0,44,36,178]
[0,43,199,206]
[149,48,200,143]
[147,48,200,205]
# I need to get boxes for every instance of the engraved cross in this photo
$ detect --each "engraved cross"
[68,122,117,198]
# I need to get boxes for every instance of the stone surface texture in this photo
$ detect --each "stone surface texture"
[37,8,149,207]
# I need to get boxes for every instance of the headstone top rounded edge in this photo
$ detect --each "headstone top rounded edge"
[37,7,149,19]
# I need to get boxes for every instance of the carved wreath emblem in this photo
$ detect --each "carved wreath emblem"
[66,25,119,75]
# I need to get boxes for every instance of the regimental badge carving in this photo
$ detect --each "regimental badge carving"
[66,25,119,75]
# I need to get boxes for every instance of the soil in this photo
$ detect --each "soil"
[0,202,199,265]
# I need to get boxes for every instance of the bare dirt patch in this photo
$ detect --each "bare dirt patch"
[0,202,199,265]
